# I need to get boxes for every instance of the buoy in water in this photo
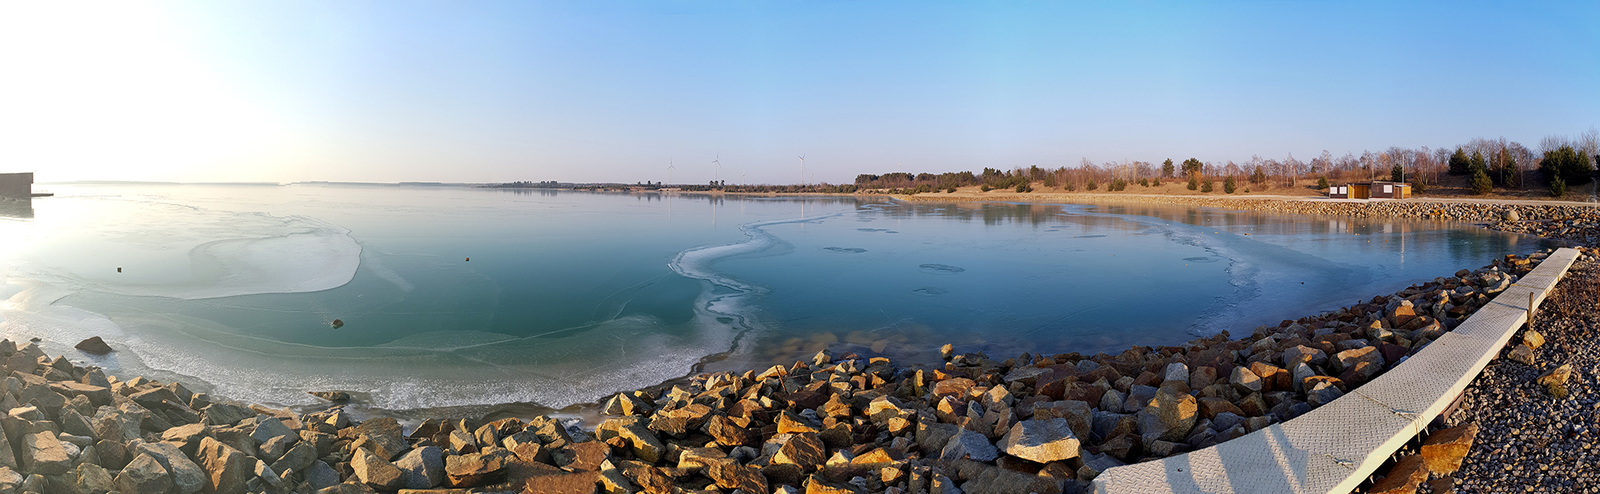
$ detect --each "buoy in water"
[466,257,470,261]
[331,319,344,329]
[117,267,122,273]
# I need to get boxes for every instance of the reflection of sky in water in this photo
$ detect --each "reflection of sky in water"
[0,185,1556,413]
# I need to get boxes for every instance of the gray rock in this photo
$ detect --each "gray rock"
[201,402,254,426]
[135,440,205,494]
[394,445,444,489]
[1099,388,1126,413]
[304,460,341,490]
[939,428,998,462]
[269,441,318,475]
[1229,366,1262,394]
[1122,385,1158,413]
[1211,412,1245,433]
[1162,362,1189,384]
[71,462,117,494]
[115,454,174,494]
[998,418,1081,463]
[250,417,295,446]
[259,434,297,462]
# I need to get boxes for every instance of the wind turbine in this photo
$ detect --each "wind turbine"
[667,160,676,186]
[712,152,721,188]
[797,154,806,188]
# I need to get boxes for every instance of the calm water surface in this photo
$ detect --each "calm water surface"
[0,184,1553,412]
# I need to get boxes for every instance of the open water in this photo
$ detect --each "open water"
[0,184,1554,413]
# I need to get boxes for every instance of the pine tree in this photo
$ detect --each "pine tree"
[1087,179,1098,191]
[1317,176,1329,189]
[1549,176,1566,197]
[1448,148,1471,175]
[1187,176,1198,190]
[1162,159,1175,178]
[1470,166,1493,195]
[1390,164,1404,183]
[1224,176,1237,194]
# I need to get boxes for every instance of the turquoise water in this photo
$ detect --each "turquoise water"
[0,184,1553,412]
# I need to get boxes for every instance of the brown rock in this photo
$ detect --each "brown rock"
[1537,364,1573,387]
[116,454,175,494]
[1508,344,1535,365]
[1196,397,1243,420]
[932,378,976,399]
[75,336,114,355]
[1229,366,1262,394]
[704,415,754,448]
[707,463,769,493]
[1522,329,1544,349]
[351,447,405,490]
[445,449,513,487]
[1249,362,1288,392]
[1368,454,1427,494]
[196,436,253,494]
[774,433,827,472]
[21,431,70,475]
[522,470,600,494]
[1420,423,1479,476]
[1237,393,1268,417]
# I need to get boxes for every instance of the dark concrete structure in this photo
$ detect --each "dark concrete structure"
[0,172,33,198]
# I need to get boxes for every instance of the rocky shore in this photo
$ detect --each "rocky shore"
[1436,252,1600,493]
[903,193,1600,246]
[6,246,1591,494]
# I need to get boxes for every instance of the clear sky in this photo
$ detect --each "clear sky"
[1,1,1595,184]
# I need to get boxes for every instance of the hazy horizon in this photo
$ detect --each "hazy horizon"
[2,1,1596,185]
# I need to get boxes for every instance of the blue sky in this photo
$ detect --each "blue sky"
[1,1,1595,183]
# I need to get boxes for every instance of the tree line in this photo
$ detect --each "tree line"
[853,129,1599,197]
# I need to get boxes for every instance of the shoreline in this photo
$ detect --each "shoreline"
[26,246,1593,494]
[18,191,1599,493]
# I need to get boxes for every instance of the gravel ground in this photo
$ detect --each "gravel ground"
[1443,253,1600,493]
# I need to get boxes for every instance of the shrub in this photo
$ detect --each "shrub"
[1550,175,1567,198]
[1015,183,1032,193]
[1201,180,1214,193]
[1043,174,1057,187]
[1540,146,1595,186]
[980,185,991,192]
[1064,182,1076,192]
[1152,177,1161,186]
[1187,176,1198,190]
[1470,167,1493,195]
[1139,178,1149,187]
[1412,181,1427,193]
[946,187,957,193]
[1110,178,1126,191]
[1087,179,1098,191]
[1224,176,1237,194]
[1317,176,1329,189]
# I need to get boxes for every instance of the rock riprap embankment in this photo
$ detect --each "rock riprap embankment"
[11,248,1586,494]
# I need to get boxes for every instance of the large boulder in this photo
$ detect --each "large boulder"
[707,463,768,493]
[351,446,405,490]
[773,432,828,471]
[395,445,445,489]
[195,436,253,494]
[445,448,514,487]
[939,428,998,462]
[75,336,115,355]
[21,431,71,475]
[135,440,207,494]
[1137,382,1197,442]
[72,462,118,494]
[116,454,175,494]
[998,418,1080,463]
[1332,346,1385,374]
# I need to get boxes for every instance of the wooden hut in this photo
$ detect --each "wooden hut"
[1330,181,1410,200]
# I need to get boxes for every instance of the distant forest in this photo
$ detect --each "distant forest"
[486,130,1599,197]
[854,130,1600,197]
